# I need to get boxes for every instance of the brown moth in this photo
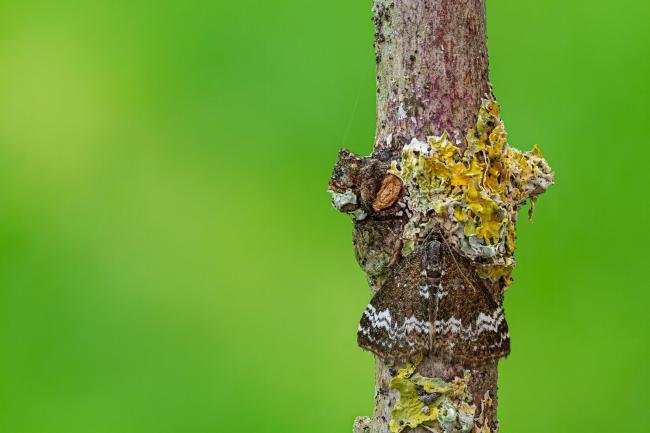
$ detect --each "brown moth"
[357,233,510,365]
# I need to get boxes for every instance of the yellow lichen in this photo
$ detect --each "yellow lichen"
[473,425,492,433]
[476,263,514,285]
[472,391,494,433]
[390,98,554,284]
[389,362,475,433]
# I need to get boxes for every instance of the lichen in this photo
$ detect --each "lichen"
[438,400,474,433]
[471,392,494,433]
[353,416,371,433]
[398,103,408,121]
[389,361,476,433]
[330,188,357,209]
[389,98,553,283]
[329,189,367,220]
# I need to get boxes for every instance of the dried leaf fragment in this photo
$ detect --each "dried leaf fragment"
[373,174,402,212]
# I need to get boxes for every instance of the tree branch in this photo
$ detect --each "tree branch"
[329,1,552,432]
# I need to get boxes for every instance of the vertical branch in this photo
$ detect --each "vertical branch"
[330,1,553,433]
[369,2,496,432]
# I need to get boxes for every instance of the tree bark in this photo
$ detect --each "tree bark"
[372,4,497,432]
[373,0,490,156]
[335,1,500,432]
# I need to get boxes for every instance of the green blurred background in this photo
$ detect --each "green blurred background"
[0,1,648,432]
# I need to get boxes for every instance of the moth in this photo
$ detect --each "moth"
[357,234,510,364]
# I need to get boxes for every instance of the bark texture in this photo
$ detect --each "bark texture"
[334,1,499,432]
[373,0,490,156]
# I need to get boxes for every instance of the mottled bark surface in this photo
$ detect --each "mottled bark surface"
[333,1,500,432]
[373,0,490,157]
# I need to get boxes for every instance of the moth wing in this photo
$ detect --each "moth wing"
[431,245,510,364]
[357,245,437,362]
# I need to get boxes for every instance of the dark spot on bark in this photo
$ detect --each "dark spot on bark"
[419,392,440,405]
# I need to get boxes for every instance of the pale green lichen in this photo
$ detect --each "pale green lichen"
[388,361,476,433]
[437,401,474,433]
[390,98,554,283]
[330,188,357,209]
[353,416,371,433]
[351,208,367,221]
[362,251,390,277]
[329,189,367,220]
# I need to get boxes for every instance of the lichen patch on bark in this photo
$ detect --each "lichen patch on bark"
[388,361,476,433]
[389,99,554,282]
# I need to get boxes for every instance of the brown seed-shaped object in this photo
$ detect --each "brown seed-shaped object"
[372,174,402,212]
